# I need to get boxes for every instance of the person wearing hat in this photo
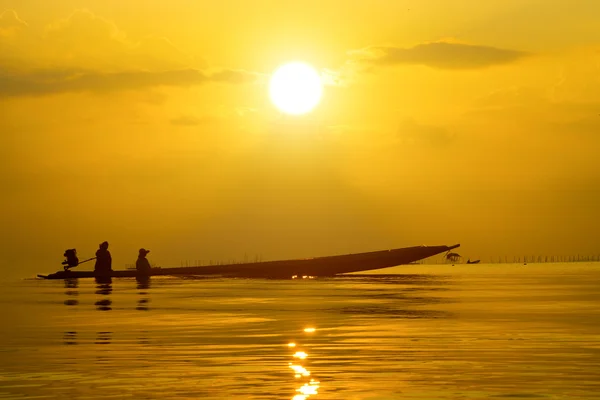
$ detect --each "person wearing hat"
[94,241,112,273]
[136,248,152,275]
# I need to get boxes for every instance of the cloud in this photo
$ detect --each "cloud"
[0,9,203,73]
[0,9,28,38]
[323,40,529,86]
[132,36,200,70]
[475,86,546,110]
[350,41,528,70]
[0,68,260,97]
[0,9,263,97]
[42,10,196,70]
[45,9,125,44]
[210,69,261,84]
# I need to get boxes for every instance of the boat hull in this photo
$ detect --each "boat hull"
[38,244,460,280]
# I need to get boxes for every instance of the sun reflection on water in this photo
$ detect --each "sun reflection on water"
[288,327,320,400]
[289,363,310,377]
[293,351,307,359]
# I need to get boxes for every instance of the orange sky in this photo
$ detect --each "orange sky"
[1,1,599,276]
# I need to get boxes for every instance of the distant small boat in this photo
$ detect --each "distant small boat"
[466,259,480,264]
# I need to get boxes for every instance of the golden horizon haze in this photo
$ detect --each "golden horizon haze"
[1,1,599,276]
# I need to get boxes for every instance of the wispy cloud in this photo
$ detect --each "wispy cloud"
[0,68,260,97]
[40,10,198,70]
[0,9,263,92]
[322,40,530,87]
[350,41,528,70]
[0,9,28,37]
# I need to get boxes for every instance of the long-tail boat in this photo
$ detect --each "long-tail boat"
[38,243,460,279]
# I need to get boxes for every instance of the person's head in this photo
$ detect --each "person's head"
[139,248,150,257]
[100,241,109,250]
[64,249,77,258]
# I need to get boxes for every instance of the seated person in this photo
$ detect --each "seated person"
[95,241,112,273]
[136,248,152,274]
[62,249,79,270]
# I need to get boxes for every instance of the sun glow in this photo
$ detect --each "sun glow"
[269,62,323,115]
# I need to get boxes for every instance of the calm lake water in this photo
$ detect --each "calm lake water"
[1,263,599,399]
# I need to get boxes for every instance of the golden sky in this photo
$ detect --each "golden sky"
[1,1,599,275]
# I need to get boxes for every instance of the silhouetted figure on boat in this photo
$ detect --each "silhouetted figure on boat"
[136,248,151,275]
[95,241,112,273]
[62,249,79,271]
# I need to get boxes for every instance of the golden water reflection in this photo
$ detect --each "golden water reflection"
[293,351,307,360]
[8,265,600,399]
[289,327,320,400]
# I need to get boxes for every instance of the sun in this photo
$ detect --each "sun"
[269,62,323,115]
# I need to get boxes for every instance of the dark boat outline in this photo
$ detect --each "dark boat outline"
[38,243,460,280]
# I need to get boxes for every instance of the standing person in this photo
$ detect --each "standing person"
[95,241,112,273]
[136,248,152,275]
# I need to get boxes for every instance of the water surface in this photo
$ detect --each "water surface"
[1,263,599,399]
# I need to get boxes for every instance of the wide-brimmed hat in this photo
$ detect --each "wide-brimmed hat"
[139,248,150,255]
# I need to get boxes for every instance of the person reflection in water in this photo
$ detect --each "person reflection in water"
[136,275,150,311]
[136,248,152,275]
[95,276,112,311]
[94,241,112,274]
[136,250,151,311]
[63,278,79,306]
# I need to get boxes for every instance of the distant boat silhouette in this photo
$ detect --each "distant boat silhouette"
[466,259,480,264]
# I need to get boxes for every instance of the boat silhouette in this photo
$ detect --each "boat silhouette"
[38,244,460,280]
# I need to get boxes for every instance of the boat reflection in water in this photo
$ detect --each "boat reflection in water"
[94,276,112,311]
[95,331,112,345]
[62,279,79,344]
[94,278,113,350]
[63,331,77,345]
[63,278,79,306]
[289,327,320,400]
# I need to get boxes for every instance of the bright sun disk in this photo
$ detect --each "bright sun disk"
[269,62,323,115]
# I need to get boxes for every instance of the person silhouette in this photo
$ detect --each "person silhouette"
[94,241,112,273]
[136,248,152,275]
[62,249,79,271]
